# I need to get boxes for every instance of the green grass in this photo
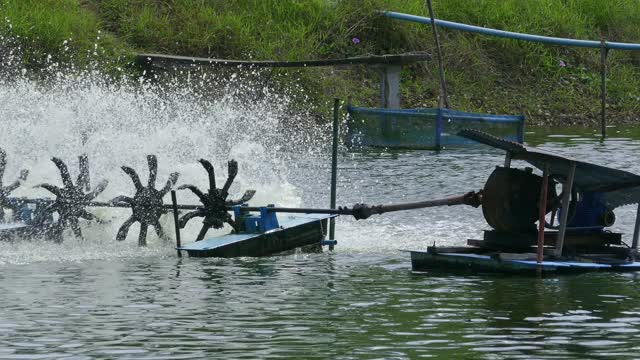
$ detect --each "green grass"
[3,0,640,125]
[0,0,130,71]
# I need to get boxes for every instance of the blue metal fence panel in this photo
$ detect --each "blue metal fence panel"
[346,106,524,149]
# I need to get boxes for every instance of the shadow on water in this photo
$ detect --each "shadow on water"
[326,261,640,358]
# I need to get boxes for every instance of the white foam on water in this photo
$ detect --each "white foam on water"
[332,206,487,254]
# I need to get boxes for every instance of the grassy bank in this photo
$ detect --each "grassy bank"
[3,0,640,125]
[0,0,130,72]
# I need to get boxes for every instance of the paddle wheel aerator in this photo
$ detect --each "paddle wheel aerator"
[0,149,260,247]
[1,128,633,267]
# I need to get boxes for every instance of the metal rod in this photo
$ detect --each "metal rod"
[631,203,640,252]
[237,191,479,218]
[504,152,512,168]
[425,0,449,108]
[171,190,182,257]
[87,201,327,213]
[434,108,443,150]
[361,193,477,214]
[329,99,340,249]
[78,190,482,218]
[87,201,201,210]
[554,162,577,257]
[537,164,549,264]
[137,52,431,69]
[78,154,90,192]
[600,39,608,141]
[241,207,350,215]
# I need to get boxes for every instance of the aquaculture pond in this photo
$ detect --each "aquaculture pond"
[2,74,640,358]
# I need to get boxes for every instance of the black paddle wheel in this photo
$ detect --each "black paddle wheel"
[31,155,108,241]
[111,155,179,246]
[0,148,29,223]
[177,159,255,241]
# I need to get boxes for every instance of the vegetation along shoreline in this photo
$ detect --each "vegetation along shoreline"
[3,0,640,126]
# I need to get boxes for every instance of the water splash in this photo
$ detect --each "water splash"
[5,30,639,265]
[0,32,333,264]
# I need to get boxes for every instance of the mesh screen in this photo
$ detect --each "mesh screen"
[347,106,524,149]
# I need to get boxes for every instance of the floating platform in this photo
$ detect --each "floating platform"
[407,230,640,274]
[177,213,335,258]
[402,129,640,275]
[409,250,640,274]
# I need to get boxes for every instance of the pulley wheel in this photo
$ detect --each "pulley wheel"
[482,166,556,233]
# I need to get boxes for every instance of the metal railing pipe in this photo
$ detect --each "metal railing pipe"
[383,11,640,51]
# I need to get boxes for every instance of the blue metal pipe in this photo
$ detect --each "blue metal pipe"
[383,11,640,51]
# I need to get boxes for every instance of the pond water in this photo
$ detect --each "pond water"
[1,72,640,358]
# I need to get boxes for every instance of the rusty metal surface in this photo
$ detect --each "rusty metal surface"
[482,167,554,232]
[459,129,640,209]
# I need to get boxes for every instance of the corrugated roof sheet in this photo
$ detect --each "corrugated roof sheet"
[459,129,640,209]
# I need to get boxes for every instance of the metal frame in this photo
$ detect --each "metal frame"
[504,152,512,168]
[631,203,640,259]
[329,99,340,250]
[554,162,577,257]
[384,11,624,139]
[537,164,550,263]
[434,108,443,150]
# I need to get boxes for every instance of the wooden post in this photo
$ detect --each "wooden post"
[425,0,449,108]
[537,164,549,264]
[329,99,340,250]
[600,39,608,141]
[554,162,576,257]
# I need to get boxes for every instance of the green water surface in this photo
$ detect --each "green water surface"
[1,126,640,359]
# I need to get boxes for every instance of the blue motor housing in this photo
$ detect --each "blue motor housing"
[4,198,34,224]
[232,205,280,233]
[564,192,615,232]
[4,197,55,225]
